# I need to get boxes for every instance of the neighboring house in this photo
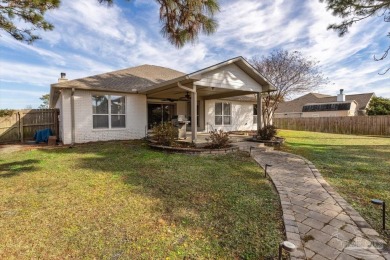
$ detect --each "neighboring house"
[49,57,275,145]
[274,90,374,118]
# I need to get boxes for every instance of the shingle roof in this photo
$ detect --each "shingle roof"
[276,92,374,113]
[312,93,332,98]
[51,64,186,92]
[276,93,321,113]
[314,93,374,110]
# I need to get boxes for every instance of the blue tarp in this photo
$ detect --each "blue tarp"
[34,128,53,143]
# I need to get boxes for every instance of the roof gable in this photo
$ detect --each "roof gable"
[194,63,264,92]
[189,56,275,92]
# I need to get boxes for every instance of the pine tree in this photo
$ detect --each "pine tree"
[321,0,390,74]
[39,93,50,109]
[0,0,60,44]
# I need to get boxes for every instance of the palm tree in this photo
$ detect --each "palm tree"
[2,0,220,48]
[157,0,219,47]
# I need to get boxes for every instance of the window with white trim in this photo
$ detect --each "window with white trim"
[215,102,231,125]
[92,95,125,129]
[253,104,258,124]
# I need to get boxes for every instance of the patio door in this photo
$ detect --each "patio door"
[148,104,175,129]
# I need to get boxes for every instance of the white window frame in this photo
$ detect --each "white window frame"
[253,104,257,124]
[92,94,126,129]
[215,102,231,126]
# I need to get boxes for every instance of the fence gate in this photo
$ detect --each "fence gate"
[0,109,59,144]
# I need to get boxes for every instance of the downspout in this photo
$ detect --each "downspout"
[71,88,75,146]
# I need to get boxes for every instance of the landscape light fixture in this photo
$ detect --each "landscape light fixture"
[265,164,272,178]
[371,199,386,230]
[278,241,296,260]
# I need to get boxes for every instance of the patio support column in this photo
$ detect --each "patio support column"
[191,85,197,143]
[257,92,263,131]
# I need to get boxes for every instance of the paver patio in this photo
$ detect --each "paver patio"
[235,142,389,260]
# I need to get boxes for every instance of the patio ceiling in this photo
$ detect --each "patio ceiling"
[145,82,255,100]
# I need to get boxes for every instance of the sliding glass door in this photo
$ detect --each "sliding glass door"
[147,104,175,129]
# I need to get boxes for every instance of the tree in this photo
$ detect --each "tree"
[1,0,219,48]
[156,0,219,48]
[250,49,329,127]
[0,109,14,117]
[0,0,60,44]
[320,0,390,74]
[366,96,390,115]
[39,93,49,108]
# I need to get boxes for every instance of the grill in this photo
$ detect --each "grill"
[172,115,190,139]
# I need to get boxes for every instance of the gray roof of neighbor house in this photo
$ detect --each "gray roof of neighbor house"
[276,92,374,113]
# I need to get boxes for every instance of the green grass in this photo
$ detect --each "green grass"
[0,141,283,259]
[279,130,390,243]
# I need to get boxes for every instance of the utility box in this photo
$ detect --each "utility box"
[48,136,57,146]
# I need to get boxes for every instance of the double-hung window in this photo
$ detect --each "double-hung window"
[215,102,231,125]
[92,95,126,129]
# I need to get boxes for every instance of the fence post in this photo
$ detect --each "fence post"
[17,112,21,141]
[20,112,24,143]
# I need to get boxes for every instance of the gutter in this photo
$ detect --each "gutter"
[71,88,75,146]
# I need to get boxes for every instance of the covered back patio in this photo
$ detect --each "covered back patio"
[142,57,275,142]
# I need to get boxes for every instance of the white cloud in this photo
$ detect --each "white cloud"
[0,0,389,109]
[1,36,65,65]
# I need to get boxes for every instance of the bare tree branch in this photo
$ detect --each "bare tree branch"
[250,49,329,126]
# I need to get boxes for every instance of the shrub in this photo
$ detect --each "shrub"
[208,130,230,148]
[0,109,15,117]
[152,123,178,146]
[257,125,277,140]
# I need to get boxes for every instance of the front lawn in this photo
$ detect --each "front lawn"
[279,130,390,243]
[0,141,283,259]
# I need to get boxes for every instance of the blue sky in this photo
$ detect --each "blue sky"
[0,0,389,109]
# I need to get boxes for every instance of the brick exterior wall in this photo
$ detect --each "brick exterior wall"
[60,90,147,145]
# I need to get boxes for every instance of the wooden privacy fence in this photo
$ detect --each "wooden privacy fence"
[273,116,390,136]
[0,109,59,143]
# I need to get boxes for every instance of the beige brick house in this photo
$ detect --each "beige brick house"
[49,57,275,145]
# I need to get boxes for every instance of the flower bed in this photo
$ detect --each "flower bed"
[148,142,239,154]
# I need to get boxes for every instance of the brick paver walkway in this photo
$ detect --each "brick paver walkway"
[235,142,389,260]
